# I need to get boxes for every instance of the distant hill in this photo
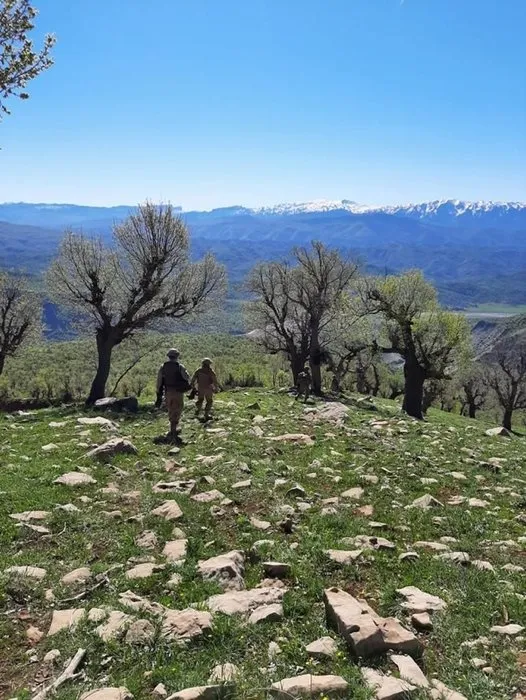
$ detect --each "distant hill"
[1,199,525,312]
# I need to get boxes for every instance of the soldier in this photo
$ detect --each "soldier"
[296,365,312,403]
[155,348,191,442]
[191,358,219,421]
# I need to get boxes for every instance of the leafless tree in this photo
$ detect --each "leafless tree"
[47,202,226,404]
[485,344,526,431]
[0,272,41,375]
[457,363,488,419]
[0,1,55,120]
[246,241,360,393]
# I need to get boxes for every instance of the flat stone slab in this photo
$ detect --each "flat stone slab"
[118,590,165,616]
[361,667,416,700]
[430,679,468,699]
[9,510,50,522]
[81,689,133,700]
[151,500,183,521]
[78,417,117,429]
[135,530,158,549]
[86,438,138,461]
[396,586,447,613]
[248,603,283,624]
[341,487,364,500]
[54,472,96,486]
[408,494,444,509]
[163,539,188,564]
[125,618,156,645]
[48,608,86,636]
[96,610,132,641]
[390,655,429,688]
[207,587,286,615]
[262,561,291,578]
[490,623,524,636]
[161,608,213,642]
[125,563,165,580]
[268,433,315,445]
[306,636,338,659]
[153,480,196,495]
[271,674,348,698]
[324,587,422,659]
[325,549,364,564]
[5,565,47,580]
[165,686,223,700]
[61,567,92,585]
[191,489,226,503]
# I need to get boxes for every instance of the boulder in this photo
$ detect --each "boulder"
[248,603,283,624]
[270,674,348,698]
[198,551,245,591]
[163,539,188,564]
[96,610,132,641]
[323,587,422,658]
[207,587,286,616]
[161,608,213,642]
[390,655,429,688]
[93,396,138,413]
[485,427,511,437]
[48,608,86,636]
[306,636,338,659]
[61,567,92,586]
[396,586,447,613]
[86,438,138,461]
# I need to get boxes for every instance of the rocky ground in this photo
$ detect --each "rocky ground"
[0,391,525,700]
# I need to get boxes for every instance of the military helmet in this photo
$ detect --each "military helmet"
[167,348,180,359]
[202,357,212,366]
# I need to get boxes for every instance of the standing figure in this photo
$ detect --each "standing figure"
[296,365,312,403]
[191,358,219,421]
[156,348,191,441]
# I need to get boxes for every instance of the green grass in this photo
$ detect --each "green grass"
[0,391,525,699]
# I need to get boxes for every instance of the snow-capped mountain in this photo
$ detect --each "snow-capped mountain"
[251,199,372,215]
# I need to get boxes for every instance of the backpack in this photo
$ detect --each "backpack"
[162,361,192,392]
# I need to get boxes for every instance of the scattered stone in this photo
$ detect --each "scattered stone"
[361,667,416,699]
[232,479,252,489]
[261,561,291,579]
[96,610,132,641]
[48,608,86,636]
[5,565,47,580]
[341,487,364,500]
[270,674,348,698]
[207,586,286,615]
[408,494,444,509]
[485,427,511,437]
[78,416,117,429]
[126,563,165,580]
[167,573,182,589]
[490,623,524,636]
[346,535,395,551]
[93,396,138,412]
[163,539,188,565]
[165,685,222,700]
[125,618,156,645]
[472,560,495,572]
[324,587,422,658]
[54,472,96,487]
[397,586,447,613]
[399,552,419,562]
[9,510,50,522]
[118,590,165,616]
[198,551,245,591]
[191,490,226,503]
[60,567,91,585]
[306,636,338,659]
[390,655,429,688]
[26,625,44,644]
[135,530,158,549]
[468,498,489,508]
[325,549,364,565]
[248,603,283,624]
[430,679,468,699]
[435,551,470,566]
[413,541,450,552]
[411,613,433,631]
[42,443,59,452]
[502,564,524,573]
[161,608,213,642]
[153,480,196,495]
[43,648,61,664]
[153,684,168,698]
[269,433,315,446]
[250,516,271,530]
[471,657,488,669]
[88,608,107,623]
[86,438,138,461]
[151,500,183,521]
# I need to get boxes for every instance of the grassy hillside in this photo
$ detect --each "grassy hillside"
[0,391,525,699]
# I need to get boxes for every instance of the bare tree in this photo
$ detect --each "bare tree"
[485,344,526,431]
[47,203,226,404]
[0,272,41,375]
[246,242,360,393]
[0,1,55,120]
[364,271,471,419]
[457,363,488,419]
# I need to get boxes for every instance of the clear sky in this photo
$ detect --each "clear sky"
[1,0,525,209]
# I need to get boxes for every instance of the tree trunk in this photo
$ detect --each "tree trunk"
[0,354,5,377]
[86,332,115,405]
[290,352,305,386]
[502,407,513,431]
[468,401,477,419]
[403,360,425,420]
[309,325,322,395]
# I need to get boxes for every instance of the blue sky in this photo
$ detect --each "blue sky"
[1,0,525,209]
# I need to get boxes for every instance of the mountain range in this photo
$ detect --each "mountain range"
[1,199,525,311]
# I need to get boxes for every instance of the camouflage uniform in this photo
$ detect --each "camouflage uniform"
[296,367,312,403]
[156,349,191,436]
[191,359,218,420]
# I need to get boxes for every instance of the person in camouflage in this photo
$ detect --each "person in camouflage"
[156,348,191,440]
[191,358,219,421]
[296,365,312,403]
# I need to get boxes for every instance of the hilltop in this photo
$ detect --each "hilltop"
[0,391,525,699]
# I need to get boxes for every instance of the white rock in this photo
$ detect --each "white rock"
[248,603,283,624]
[48,608,86,636]
[80,688,133,700]
[54,472,96,487]
[306,636,338,659]
[390,654,429,688]
[151,500,183,521]
[271,674,348,698]
[60,567,91,585]
[163,539,188,564]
